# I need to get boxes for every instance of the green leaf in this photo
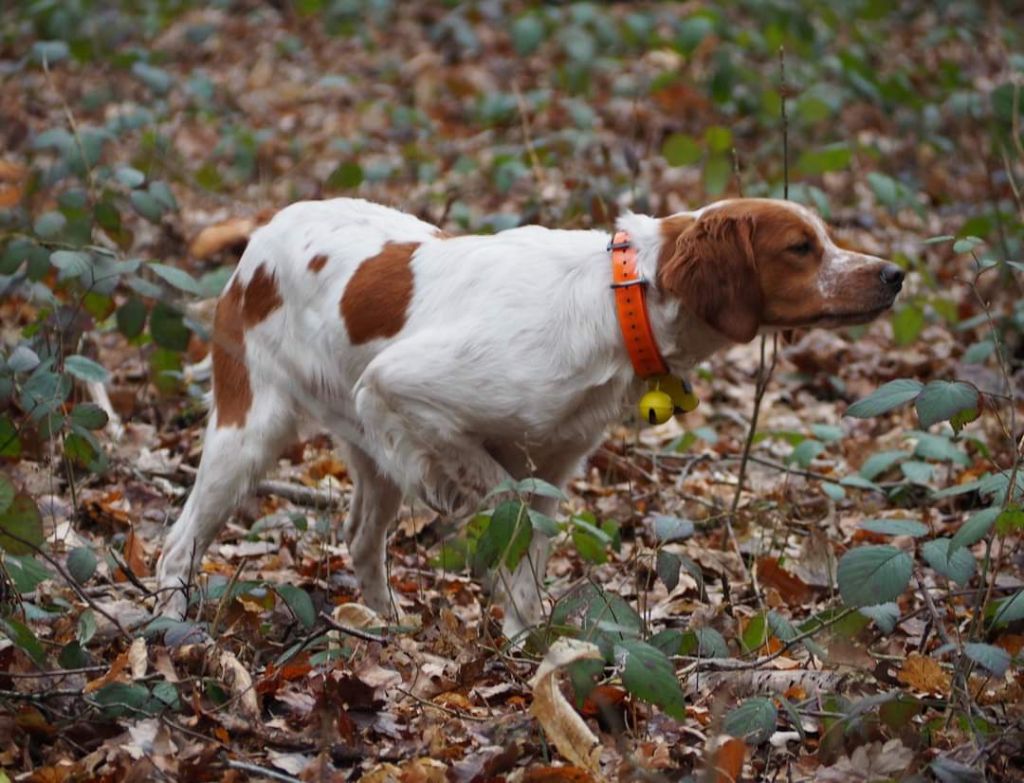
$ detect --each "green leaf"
[5,554,52,593]
[914,380,979,430]
[846,380,923,418]
[50,250,93,278]
[130,190,165,222]
[790,439,824,468]
[911,432,969,465]
[511,14,545,56]
[77,609,97,645]
[963,642,1010,677]
[131,62,173,95]
[648,629,683,657]
[476,500,532,571]
[615,639,685,719]
[31,40,70,64]
[661,133,701,167]
[572,525,608,564]
[810,424,844,442]
[117,297,148,339]
[652,515,694,543]
[900,460,934,485]
[837,545,913,607]
[822,481,846,501]
[704,126,732,154]
[0,473,14,515]
[952,236,983,254]
[148,181,178,212]
[963,339,995,364]
[276,584,316,629]
[949,507,1000,558]
[656,550,680,592]
[327,162,364,190]
[0,493,45,555]
[680,627,728,658]
[723,697,778,745]
[34,211,67,238]
[515,477,566,500]
[990,589,1024,627]
[922,538,976,586]
[859,519,929,537]
[526,508,560,537]
[891,304,925,346]
[71,403,109,431]
[64,355,110,384]
[114,166,146,188]
[0,616,47,666]
[149,302,190,351]
[149,263,202,295]
[996,507,1024,535]
[703,154,731,196]
[867,171,903,210]
[67,546,98,583]
[741,613,769,653]
[859,450,911,481]
[59,641,90,669]
[859,602,900,634]
[796,143,851,175]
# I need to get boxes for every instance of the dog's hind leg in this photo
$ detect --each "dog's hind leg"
[338,442,403,617]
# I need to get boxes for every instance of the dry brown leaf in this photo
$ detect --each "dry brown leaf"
[755,557,812,604]
[897,654,951,695]
[215,649,260,720]
[523,765,597,783]
[708,736,746,783]
[528,639,605,780]
[114,527,149,582]
[189,217,255,259]
[128,637,147,680]
[83,649,131,694]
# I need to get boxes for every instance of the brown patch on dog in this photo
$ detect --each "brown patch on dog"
[656,214,696,272]
[308,254,328,273]
[212,278,252,428]
[340,242,418,344]
[242,263,283,327]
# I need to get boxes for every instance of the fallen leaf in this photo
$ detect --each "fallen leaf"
[529,639,605,780]
[897,654,951,695]
[708,736,746,783]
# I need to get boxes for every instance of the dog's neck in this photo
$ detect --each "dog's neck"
[613,212,733,375]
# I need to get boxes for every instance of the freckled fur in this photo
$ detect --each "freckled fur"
[156,197,901,638]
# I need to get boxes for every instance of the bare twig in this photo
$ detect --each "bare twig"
[225,760,302,783]
[318,611,389,645]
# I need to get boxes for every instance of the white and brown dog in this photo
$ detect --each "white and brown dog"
[155,197,903,637]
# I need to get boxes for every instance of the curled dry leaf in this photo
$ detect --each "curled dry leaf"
[528,638,605,780]
[189,217,255,260]
[215,648,260,720]
[128,636,147,680]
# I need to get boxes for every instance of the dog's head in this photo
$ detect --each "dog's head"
[657,198,903,343]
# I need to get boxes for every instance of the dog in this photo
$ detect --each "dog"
[155,197,903,638]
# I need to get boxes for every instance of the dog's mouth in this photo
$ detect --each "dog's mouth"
[766,301,896,331]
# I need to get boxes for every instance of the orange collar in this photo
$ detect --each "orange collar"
[609,231,668,378]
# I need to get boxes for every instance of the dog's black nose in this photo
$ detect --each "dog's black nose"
[879,264,904,288]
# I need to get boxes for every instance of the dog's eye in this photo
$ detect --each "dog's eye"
[788,240,813,255]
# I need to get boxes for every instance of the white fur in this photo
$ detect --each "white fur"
[155,197,891,638]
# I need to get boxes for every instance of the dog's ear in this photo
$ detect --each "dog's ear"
[657,213,762,343]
